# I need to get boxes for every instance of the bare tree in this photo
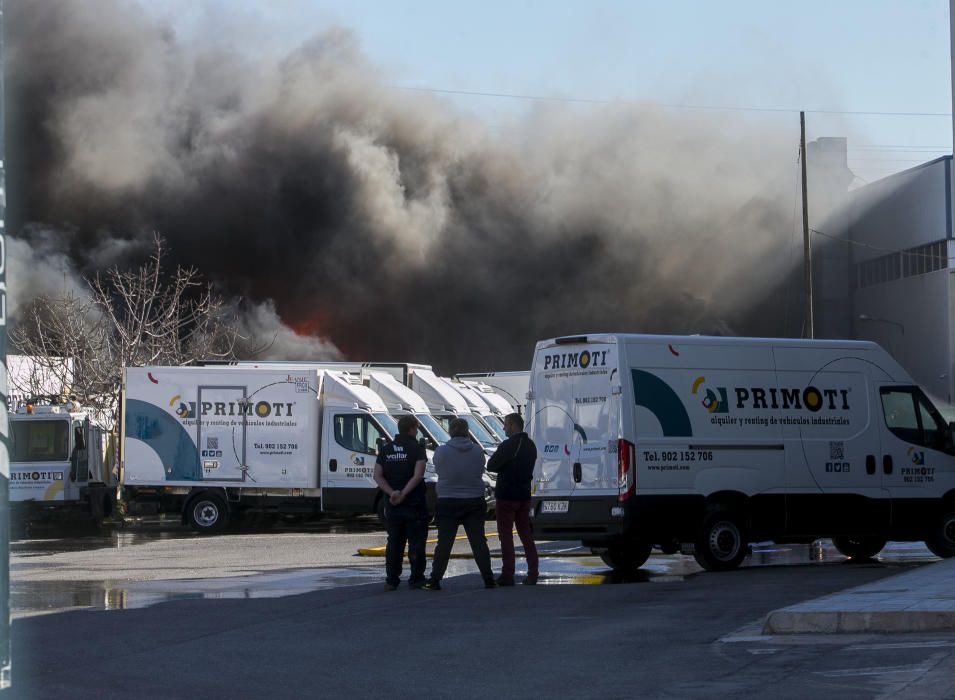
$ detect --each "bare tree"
[11,234,240,429]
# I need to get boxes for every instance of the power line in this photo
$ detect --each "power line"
[390,84,952,118]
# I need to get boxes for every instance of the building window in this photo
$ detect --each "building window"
[855,239,948,289]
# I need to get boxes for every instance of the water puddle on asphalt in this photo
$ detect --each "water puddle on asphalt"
[11,536,938,617]
[12,567,387,618]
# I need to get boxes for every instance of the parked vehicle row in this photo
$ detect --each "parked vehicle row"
[20,330,955,575]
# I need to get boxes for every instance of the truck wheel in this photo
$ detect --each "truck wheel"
[186,492,229,533]
[831,535,886,560]
[924,510,955,558]
[594,541,652,572]
[694,508,748,571]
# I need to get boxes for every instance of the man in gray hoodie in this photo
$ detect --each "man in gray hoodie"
[423,418,496,590]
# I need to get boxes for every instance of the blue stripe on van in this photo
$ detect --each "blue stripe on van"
[632,369,693,437]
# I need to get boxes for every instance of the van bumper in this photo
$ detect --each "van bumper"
[530,495,624,542]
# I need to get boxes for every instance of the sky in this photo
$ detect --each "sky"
[142,0,955,185]
[7,0,953,368]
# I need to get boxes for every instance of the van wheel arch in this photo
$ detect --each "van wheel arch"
[704,492,751,522]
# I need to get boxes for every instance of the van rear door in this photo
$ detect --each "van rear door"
[530,337,619,501]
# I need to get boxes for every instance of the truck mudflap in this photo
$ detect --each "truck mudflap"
[530,495,624,541]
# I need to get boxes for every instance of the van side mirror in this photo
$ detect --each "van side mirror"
[418,437,428,448]
[376,436,388,450]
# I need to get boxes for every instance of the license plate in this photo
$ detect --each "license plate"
[541,500,569,514]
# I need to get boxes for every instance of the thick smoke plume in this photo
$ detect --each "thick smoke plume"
[7,0,798,372]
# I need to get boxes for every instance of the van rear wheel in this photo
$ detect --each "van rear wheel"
[186,492,229,533]
[924,509,955,558]
[694,508,748,571]
[594,541,652,573]
[831,535,886,560]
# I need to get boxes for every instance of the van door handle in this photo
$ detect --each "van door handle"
[572,462,582,483]
[883,455,893,475]
[866,455,876,475]
[329,459,338,472]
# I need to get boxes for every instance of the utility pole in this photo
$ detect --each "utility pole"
[800,111,814,339]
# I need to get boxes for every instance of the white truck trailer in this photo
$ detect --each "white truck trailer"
[9,400,113,521]
[121,366,403,531]
[527,333,955,572]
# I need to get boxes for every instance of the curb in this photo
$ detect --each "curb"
[763,609,955,634]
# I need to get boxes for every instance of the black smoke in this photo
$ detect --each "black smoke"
[6,0,800,372]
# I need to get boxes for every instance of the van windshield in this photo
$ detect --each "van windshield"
[11,420,70,462]
[462,415,499,448]
[415,413,451,445]
[482,414,507,441]
[373,412,400,439]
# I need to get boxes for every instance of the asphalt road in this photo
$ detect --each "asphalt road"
[8,519,955,698]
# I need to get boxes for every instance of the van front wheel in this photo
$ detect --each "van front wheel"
[594,541,652,573]
[924,510,955,558]
[694,508,748,571]
[831,535,886,560]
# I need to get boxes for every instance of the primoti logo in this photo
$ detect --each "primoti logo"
[169,394,194,419]
[691,377,728,414]
[169,395,294,420]
[687,382,850,413]
[543,349,609,371]
[907,447,925,465]
[734,385,848,412]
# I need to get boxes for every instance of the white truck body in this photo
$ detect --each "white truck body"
[9,402,113,518]
[461,380,515,417]
[447,379,507,442]
[528,333,955,570]
[365,372,450,448]
[456,371,530,415]
[122,366,402,530]
[411,370,499,452]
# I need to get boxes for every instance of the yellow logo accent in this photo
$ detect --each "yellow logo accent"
[43,479,65,502]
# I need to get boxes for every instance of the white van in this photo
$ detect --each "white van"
[528,333,955,572]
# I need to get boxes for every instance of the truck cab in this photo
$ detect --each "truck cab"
[9,400,112,520]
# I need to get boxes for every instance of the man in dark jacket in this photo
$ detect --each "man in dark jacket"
[486,413,539,585]
[423,418,496,590]
[373,415,428,591]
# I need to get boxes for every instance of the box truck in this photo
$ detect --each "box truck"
[9,399,114,522]
[121,366,404,531]
[527,333,955,572]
